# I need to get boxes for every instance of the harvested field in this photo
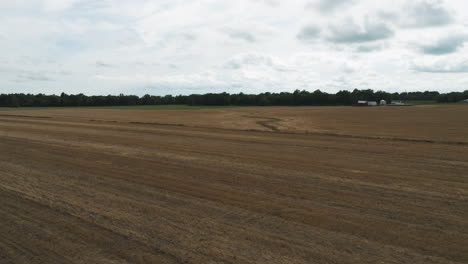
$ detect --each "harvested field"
[0,105,467,263]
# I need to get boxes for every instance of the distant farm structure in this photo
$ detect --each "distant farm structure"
[354,99,416,107]
[355,100,385,107]
[388,100,412,106]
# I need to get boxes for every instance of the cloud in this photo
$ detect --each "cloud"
[226,31,256,42]
[221,21,276,44]
[1,0,468,95]
[326,17,394,43]
[95,71,225,89]
[296,25,321,42]
[96,61,114,68]
[15,71,54,82]
[308,0,353,12]
[355,43,385,52]
[224,53,288,71]
[42,0,77,12]
[377,11,399,22]
[401,0,454,28]
[254,0,280,7]
[417,34,467,55]
[412,58,468,73]
[341,62,359,74]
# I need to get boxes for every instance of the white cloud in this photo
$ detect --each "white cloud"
[0,0,468,95]
[42,0,78,12]
[412,56,468,72]
[224,53,288,71]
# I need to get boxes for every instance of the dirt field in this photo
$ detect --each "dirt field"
[1,105,467,263]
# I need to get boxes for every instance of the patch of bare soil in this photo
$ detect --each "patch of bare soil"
[0,107,467,263]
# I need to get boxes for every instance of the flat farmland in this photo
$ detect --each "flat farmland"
[0,105,467,263]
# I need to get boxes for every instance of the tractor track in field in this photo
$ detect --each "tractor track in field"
[2,113,467,146]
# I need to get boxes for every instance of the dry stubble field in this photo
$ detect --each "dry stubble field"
[0,105,467,264]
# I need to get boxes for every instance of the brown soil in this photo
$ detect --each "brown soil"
[1,106,467,263]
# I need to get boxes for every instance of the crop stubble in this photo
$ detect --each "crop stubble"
[0,106,467,263]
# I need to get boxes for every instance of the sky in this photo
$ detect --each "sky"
[1,0,468,95]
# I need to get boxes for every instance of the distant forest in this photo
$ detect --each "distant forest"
[1,89,467,107]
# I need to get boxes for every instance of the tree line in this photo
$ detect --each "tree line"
[0,89,467,108]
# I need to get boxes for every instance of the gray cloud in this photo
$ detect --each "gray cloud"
[308,0,353,12]
[418,34,467,55]
[15,71,53,82]
[402,0,453,28]
[180,33,197,41]
[355,43,384,52]
[227,31,256,42]
[225,54,273,69]
[296,25,321,42]
[377,11,399,22]
[59,70,72,76]
[327,18,394,43]
[96,61,114,67]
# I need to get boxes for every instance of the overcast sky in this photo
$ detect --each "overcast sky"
[1,0,467,95]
